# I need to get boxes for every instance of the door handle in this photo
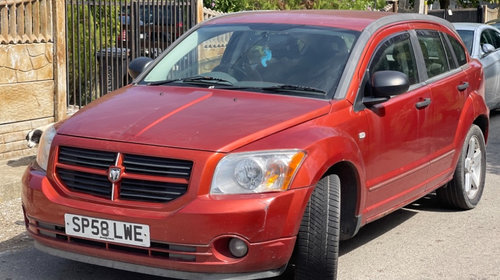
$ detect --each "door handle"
[415,98,431,109]
[457,82,469,91]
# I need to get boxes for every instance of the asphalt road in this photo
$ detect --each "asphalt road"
[1,112,499,280]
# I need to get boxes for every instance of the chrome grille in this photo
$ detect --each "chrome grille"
[56,146,192,203]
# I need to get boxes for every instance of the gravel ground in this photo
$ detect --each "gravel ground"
[0,198,31,252]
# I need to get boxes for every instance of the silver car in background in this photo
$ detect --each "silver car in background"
[454,23,500,110]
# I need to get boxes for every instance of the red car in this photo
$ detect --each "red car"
[23,10,489,279]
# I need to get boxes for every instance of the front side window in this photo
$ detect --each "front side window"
[142,24,360,98]
[369,32,418,85]
[483,29,500,49]
[417,30,451,79]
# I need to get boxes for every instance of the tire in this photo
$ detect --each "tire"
[436,124,486,210]
[293,174,340,280]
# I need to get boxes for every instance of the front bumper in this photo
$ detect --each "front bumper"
[22,163,313,277]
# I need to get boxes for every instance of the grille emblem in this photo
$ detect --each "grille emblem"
[108,166,122,183]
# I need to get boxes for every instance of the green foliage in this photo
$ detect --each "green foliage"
[457,0,480,8]
[203,0,386,12]
[67,4,120,105]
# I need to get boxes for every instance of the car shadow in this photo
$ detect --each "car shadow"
[0,232,32,253]
[6,155,35,167]
[339,192,455,257]
[339,208,417,256]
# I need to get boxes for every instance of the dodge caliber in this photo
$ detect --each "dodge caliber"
[22,10,489,279]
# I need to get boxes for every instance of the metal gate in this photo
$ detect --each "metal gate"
[65,0,197,109]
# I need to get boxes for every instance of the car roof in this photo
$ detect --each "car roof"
[453,22,484,31]
[204,10,456,32]
[204,10,385,31]
[454,22,500,33]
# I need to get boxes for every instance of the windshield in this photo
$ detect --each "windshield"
[456,29,474,55]
[142,23,359,98]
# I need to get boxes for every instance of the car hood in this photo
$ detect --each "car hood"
[58,85,331,152]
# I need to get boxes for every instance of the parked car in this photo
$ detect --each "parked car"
[23,11,489,279]
[454,23,500,110]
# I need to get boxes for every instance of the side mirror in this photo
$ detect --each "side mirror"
[128,57,153,79]
[481,43,495,56]
[363,70,410,107]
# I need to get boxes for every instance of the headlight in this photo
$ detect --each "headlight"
[36,123,57,171]
[211,150,306,194]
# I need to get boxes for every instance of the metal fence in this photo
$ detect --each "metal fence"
[66,0,197,109]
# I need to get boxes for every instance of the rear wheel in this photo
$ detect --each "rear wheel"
[437,124,486,209]
[293,174,340,280]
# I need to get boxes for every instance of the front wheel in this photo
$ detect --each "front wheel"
[437,124,486,209]
[293,174,340,280]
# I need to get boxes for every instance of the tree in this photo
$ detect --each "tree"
[66,3,120,106]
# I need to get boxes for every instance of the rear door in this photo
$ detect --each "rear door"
[415,29,470,190]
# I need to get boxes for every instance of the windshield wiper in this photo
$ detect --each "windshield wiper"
[147,76,234,86]
[260,84,326,95]
[217,84,327,96]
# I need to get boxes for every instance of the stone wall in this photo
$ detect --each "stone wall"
[0,43,55,160]
[0,0,66,161]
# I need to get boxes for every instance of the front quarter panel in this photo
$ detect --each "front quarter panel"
[236,99,367,211]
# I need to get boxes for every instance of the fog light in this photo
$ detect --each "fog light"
[229,238,248,258]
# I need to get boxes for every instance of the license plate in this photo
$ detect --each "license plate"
[64,214,150,247]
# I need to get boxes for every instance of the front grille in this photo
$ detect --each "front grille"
[120,178,187,203]
[59,146,117,169]
[123,154,192,179]
[56,146,192,203]
[57,168,111,198]
[27,218,207,263]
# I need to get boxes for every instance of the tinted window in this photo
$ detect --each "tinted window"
[442,33,457,69]
[447,34,468,66]
[484,29,500,49]
[456,30,473,54]
[369,32,418,85]
[417,30,450,78]
[143,24,360,99]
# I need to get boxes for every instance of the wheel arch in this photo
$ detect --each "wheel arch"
[473,114,489,144]
[324,161,362,240]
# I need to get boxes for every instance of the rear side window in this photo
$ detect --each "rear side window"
[442,33,457,70]
[447,34,468,66]
[417,30,450,79]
